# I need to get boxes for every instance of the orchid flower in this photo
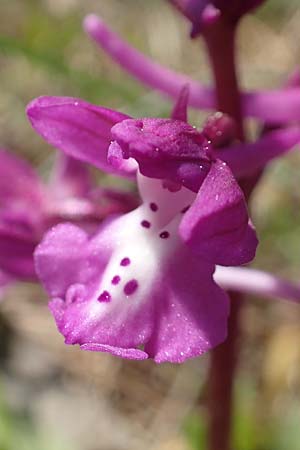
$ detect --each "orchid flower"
[27,89,258,363]
[0,149,136,287]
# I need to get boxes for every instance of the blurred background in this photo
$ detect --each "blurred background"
[1,0,300,449]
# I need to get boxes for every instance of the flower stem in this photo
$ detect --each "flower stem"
[207,295,241,450]
[203,19,244,140]
[203,17,244,450]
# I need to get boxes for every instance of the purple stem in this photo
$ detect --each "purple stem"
[206,294,241,450]
[203,20,243,139]
[203,18,244,450]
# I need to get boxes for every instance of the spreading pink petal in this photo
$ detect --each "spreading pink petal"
[26,96,136,177]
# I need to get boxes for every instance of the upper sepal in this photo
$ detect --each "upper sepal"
[26,96,136,177]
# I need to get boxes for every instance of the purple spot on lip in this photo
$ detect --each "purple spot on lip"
[150,202,158,212]
[141,220,151,228]
[120,257,131,266]
[159,231,170,239]
[98,290,111,302]
[111,275,121,285]
[124,279,138,296]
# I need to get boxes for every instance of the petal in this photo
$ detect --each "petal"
[37,176,229,363]
[144,246,230,363]
[179,160,258,266]
[83,15,300,123]
[26,96,136,177]
[39,215,157,352]
[219,126,300,178]
[34,221,115,299]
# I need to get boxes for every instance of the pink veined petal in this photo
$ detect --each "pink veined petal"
[179,160,258,266]
[26,96,136,177]
[214,266,300,304]
[84,15,300,123]
[219,126,300,178]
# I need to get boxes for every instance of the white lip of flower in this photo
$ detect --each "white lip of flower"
[86,172,196,317]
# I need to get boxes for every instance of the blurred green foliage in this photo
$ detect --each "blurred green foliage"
[0,381,69,450]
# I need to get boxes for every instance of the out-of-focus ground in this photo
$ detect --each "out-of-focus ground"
[0,1,300,449]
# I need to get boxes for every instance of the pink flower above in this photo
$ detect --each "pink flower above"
[0,149,136,284]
